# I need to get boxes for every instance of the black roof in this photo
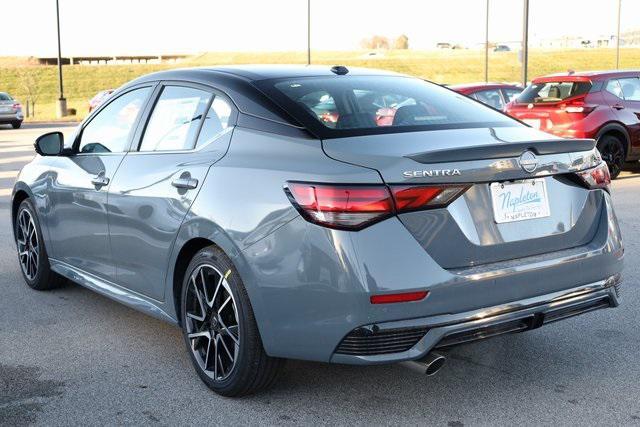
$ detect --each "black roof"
[131,64,402,84]
[119,65,406,136]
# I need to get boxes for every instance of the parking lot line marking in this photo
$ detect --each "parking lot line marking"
[0,155,34,165]
[0,171,19,179]
[0,188,11,196]
[0,146,34,153]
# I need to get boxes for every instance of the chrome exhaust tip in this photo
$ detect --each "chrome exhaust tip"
[399,352,446,376]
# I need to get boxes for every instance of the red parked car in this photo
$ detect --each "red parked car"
[450,83,523,111]
[88,89,114,113]
[505,71,640,178]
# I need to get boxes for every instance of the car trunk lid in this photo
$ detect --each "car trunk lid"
[323,126,602,268]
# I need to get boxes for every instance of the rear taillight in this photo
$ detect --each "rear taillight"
[576,162,611,191]
[391,185,470,213]
[12,103,21,110]
[285,182,468,230]
[285,183,394,230]
[561,97,595,115]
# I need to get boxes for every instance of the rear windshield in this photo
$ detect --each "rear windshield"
[0,93,12,101]
[517,81,592,104]
[256,76,517,138]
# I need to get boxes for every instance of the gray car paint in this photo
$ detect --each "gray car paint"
[11,66,624,366]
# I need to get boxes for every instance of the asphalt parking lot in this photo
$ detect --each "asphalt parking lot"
[1,123,639,426]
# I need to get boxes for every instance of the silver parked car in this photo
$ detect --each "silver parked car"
[0,92,23,129]
[12,66,624,396]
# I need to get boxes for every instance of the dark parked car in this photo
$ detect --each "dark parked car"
[451,83,522,110]
[505,70,640,178]
[12,66,623,396]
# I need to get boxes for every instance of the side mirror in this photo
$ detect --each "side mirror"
[35,132,64,156]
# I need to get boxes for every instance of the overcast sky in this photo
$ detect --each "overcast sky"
[2,0,637,56]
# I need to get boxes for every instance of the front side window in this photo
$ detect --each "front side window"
[259,76,515,137]
[79,87,150,153]
[618,77,640,101]
[474,89,504,110]
[140,86,212,151]
[517,81,592,104]
[195,96,234,149]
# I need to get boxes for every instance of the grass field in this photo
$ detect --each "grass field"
[1,48,639,121]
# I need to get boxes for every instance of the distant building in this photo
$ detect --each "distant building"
[36,54,188,66]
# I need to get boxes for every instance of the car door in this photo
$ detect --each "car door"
[47,86,153,279]
[616,76,640,156]
[107,83,236,300]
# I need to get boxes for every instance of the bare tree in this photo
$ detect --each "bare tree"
[360,35,390,50]
[394,34,409,50]
[16,66,40,118]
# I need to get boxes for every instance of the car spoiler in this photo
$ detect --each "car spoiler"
[406,138,596,164]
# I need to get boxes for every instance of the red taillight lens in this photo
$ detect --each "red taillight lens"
[12,103,21,110]
[577,162,611,190]
[561,97,595,115]
[391,185,469,213]
[370,291,429,304]
[286,183,394,230]
[286,182,468,230]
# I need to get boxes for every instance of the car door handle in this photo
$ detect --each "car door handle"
[91,175,110,187]
[612,104,625,110]
[171,177,198,190]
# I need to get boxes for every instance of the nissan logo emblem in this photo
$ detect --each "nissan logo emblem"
[519,151,538,173]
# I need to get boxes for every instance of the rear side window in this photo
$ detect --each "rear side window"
[140,86,212,152]
[502,88,522,102]
[606,79,623,99]
[473,89,504,110]
[517,81,592,103]
[618,77,640,101]
[195,96,234,149]
[258,76,516,138]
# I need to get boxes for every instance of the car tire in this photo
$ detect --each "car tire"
[597,134,625,179]
[180,245,285,397]
[11,121,22,129]
[14,199,65,290]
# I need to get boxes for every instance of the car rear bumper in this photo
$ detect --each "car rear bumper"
[331,273,621,364]
[0,112,23,123]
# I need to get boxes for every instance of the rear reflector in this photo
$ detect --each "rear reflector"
[576,162,610,190]
[286,182,468,230]
[370,291,429,304]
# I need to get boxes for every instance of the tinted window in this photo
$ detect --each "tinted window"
[195,96,234,149]
[606,79,623,99]
[79,87,150,153]
[618,77,640,101]
[474,89,504,110]
[502,88,522,102]
[140,86,212,151]
[261,76,515,137]
[517,81,592,103]
[0,93,12,101]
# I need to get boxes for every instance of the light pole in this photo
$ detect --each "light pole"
[616,0,622,69]
[307,0,311,65]
[55,0,67,117]
[484,0,489,82]
[521,0,529,87]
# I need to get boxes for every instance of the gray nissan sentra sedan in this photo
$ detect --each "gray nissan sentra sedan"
[12,65,623,396]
